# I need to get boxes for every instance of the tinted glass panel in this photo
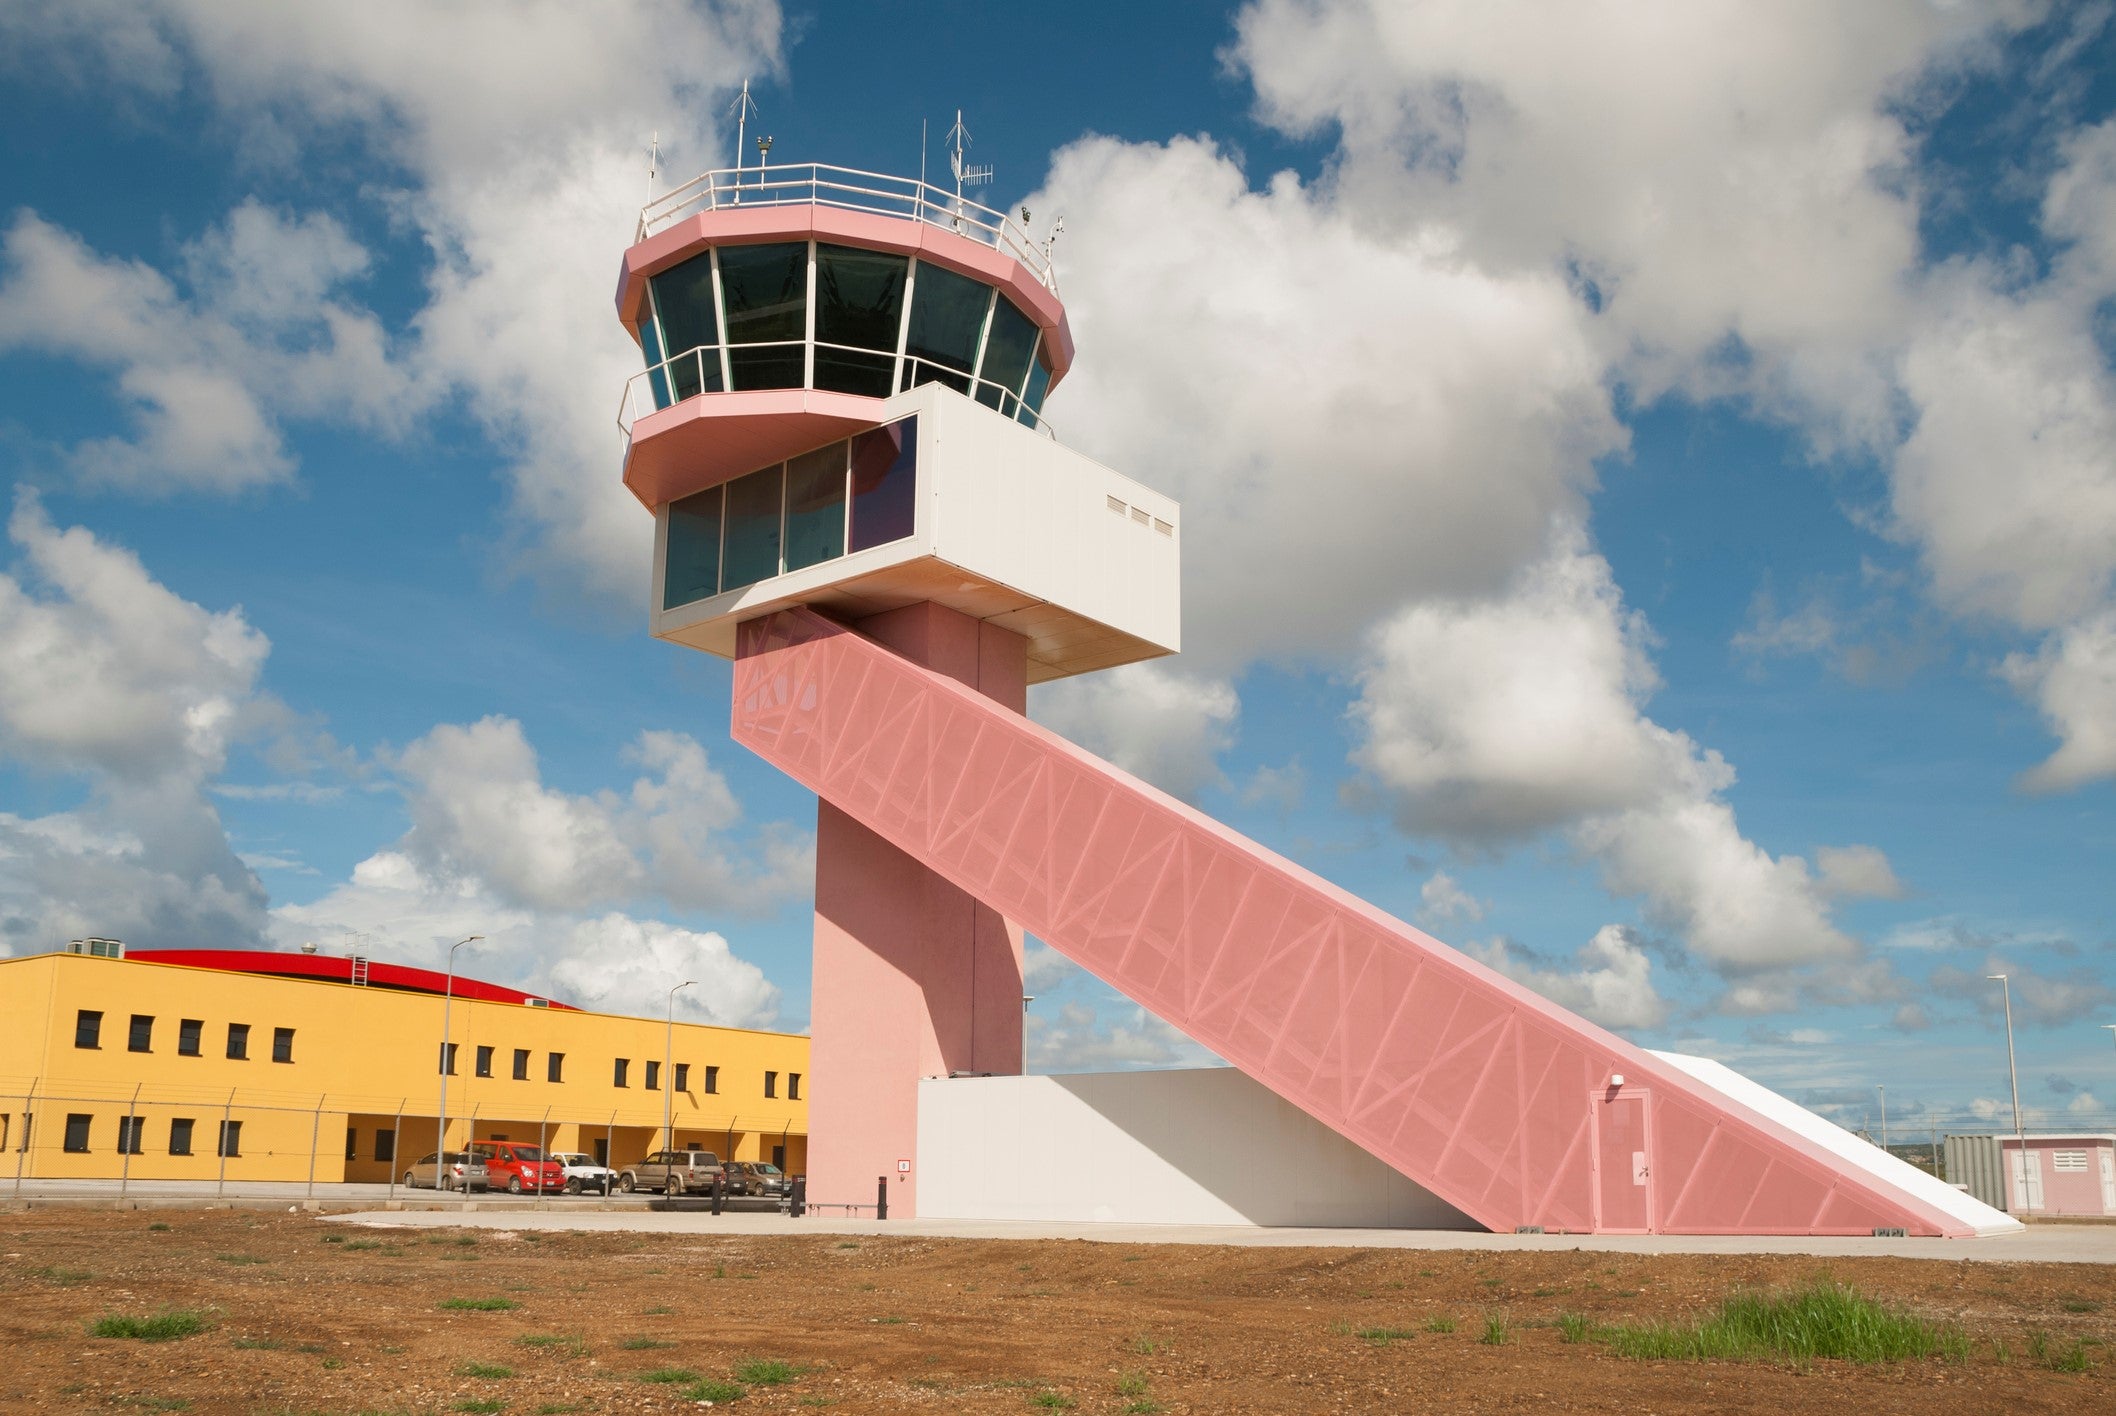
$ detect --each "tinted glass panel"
[1018,352,1052,426]
[670,342,726,400]
[717,243,807,344]
[722,465,784,589]
[785,443,847,572]
[664,486,724,610]
[727,343,803,390]
[904,263,990,375]
[815,245,906,351]
[977,298,1038,409]
[636,311,671,409]
[814,345,894,397]
[652,251,720,353]
[849,416,917,552]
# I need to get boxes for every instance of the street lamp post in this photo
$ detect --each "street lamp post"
[437,935,484,1192]
[1021,994,1034,1077]
[665,980,696,1151]
[1877,1084,1887,1152]
[1989,974,2023,1142]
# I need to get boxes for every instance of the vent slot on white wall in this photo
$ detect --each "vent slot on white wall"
[1106,495,1127,515]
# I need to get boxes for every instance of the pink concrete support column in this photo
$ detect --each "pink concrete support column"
[804,603,1026,1217]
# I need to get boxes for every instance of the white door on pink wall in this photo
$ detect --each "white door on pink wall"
[2099,1149,2115,1211]
[2011,1149,2044,1211]
[1592,1092,1652,1232]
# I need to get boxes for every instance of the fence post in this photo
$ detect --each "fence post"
[876,1174,888,1221]
[387,1098,405,1200]
[306,1094,325,1202]
[215,1088,236,1200]
[461,1103,478,1203]
[11,1077,36,1199]
[117,1081,143,1205]
[606,1110,616,1185]
[789,1174,805,1219]
[535,1106,551,1211]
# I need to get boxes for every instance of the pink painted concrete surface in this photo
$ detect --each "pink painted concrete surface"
[617,204,1075,380]
[732,606,1984,1236]
[623,388,884,509]
[805,604,1027,1214]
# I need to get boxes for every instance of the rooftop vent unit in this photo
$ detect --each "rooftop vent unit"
[65,937,124,959]
[524,997,553,1009]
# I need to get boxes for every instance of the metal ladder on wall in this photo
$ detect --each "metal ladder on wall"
[349,956,370,987]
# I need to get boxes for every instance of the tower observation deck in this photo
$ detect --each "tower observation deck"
[617,158,2012,1237]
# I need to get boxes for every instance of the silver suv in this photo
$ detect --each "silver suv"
[618,1149,724,1195]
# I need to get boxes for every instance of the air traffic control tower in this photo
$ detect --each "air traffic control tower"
[616,158,2012,1237]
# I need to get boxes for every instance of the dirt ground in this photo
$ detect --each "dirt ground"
[2,1211,2112,1414]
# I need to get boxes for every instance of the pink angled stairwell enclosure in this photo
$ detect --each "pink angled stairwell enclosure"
[732,606,1986,1237]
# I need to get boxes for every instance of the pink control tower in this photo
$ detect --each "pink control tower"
[616,157,2012,1237]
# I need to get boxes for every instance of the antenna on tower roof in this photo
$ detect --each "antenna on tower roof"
[729,79,760,174]
[946,108,993,209]
[646,130,660,203]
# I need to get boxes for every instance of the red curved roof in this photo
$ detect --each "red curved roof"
[128,949,577,1009]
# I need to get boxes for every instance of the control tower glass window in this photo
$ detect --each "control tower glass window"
[722,463,786,590]
[903,262,991,394]
[663,486,723,611]
[976,296,1038,413]
[849,416,918,552]
[1018,346,1053,427]
[717,242,808,390]
[648,250,723,401]
[814,245,906,398]
[785,443,849,572]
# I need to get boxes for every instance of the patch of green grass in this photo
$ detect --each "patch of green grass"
[639,1368,701,1384]
[1122,1405,1162,1415]
[1356,1326,1417,1345]
[438,1297,518,1312]
[32,1265,92,1285]
[91,1309,212,1342]
[458,1361,515,1379]
[620,1336,674,1351]
[321,1234,345,1244]
[1131,1335,1159,1355]
[453,1402,506,1415]
[230,1335,281,1350]
[835,1241,859,1249]
[214,1253,268,1266]
[1480,1316,1510,1347]
[515,1334,586,1356]
[2061,1298,2102,1315]
[642,1304,674,1315]
[533,1405,585,1415]
[1596,1282,1966,1365]
[1028,1394,1076,1410]
[111,1398,190,1412]
[683,1380,747,1402]
[2050,1339,2094,1373]
[734,1358,799,1386]
[146,1222,172,1233]
[1559,1313,1592,1344]
[1425,1316,1456,1334]
[1115,1372,1150,1396]
[873,1315,905,1325]
[342,1238,385,1251]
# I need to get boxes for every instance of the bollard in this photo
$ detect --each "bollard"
[789,1174,806,1218]
[876,1174,888,1221]
[711,1169,724,1215]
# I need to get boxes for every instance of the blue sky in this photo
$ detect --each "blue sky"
[1,1,2113,1138]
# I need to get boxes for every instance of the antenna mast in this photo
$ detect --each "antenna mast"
[944,109,993,228]
[729,79,759,174]
[646,130,660,203]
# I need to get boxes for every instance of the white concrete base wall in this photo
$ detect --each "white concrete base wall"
[916,1067,1477,1229]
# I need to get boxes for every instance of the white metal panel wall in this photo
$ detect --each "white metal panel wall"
[926,391,1181,655]
[916,1068,1474,1229]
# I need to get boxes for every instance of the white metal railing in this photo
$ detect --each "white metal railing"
[617,344,1056,445]
[638,163,1057,293]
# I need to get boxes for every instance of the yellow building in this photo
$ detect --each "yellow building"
[0,946,808,1185]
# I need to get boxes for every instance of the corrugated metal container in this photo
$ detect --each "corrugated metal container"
[1946,1134,2007,1211]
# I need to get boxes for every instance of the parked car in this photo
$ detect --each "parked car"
[726,1160,791,1198]
[403,1151,489,1191]
[549,1151,616,1195]
[468,1140,566,1195]
[618,1149,723,1195]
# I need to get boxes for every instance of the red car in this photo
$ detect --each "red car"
[468,1140,565,1194]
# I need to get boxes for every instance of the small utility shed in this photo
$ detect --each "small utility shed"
[1999,1134,2116,1217]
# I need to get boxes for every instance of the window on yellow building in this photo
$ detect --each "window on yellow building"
[64,1114,91,1152]
[439,1042,458,1075]
[704,1065,718,1095]
[218,1120,242,1157]
[169,1118,193,1156]
[374,1128,395,1162]
[614,1058,630,1087]
[128,1015,153,1052]
[345,1127,357,1161]
[765,1070,778,1099]
[673,1063,690,1092]
[272,1027,295,1063]
[117,1116,144,1154]
[789,1072,802,1101]
[547,1052,565,1083]
[227,1023,250,1060]
[475,1045,493,1078]
[512,1048,530,1080]
[645,1061,660,1091]
[177,1019,202,1056]
[74,1010,102,1049]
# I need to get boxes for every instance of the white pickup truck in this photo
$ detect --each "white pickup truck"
[548,1151,617,1195]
